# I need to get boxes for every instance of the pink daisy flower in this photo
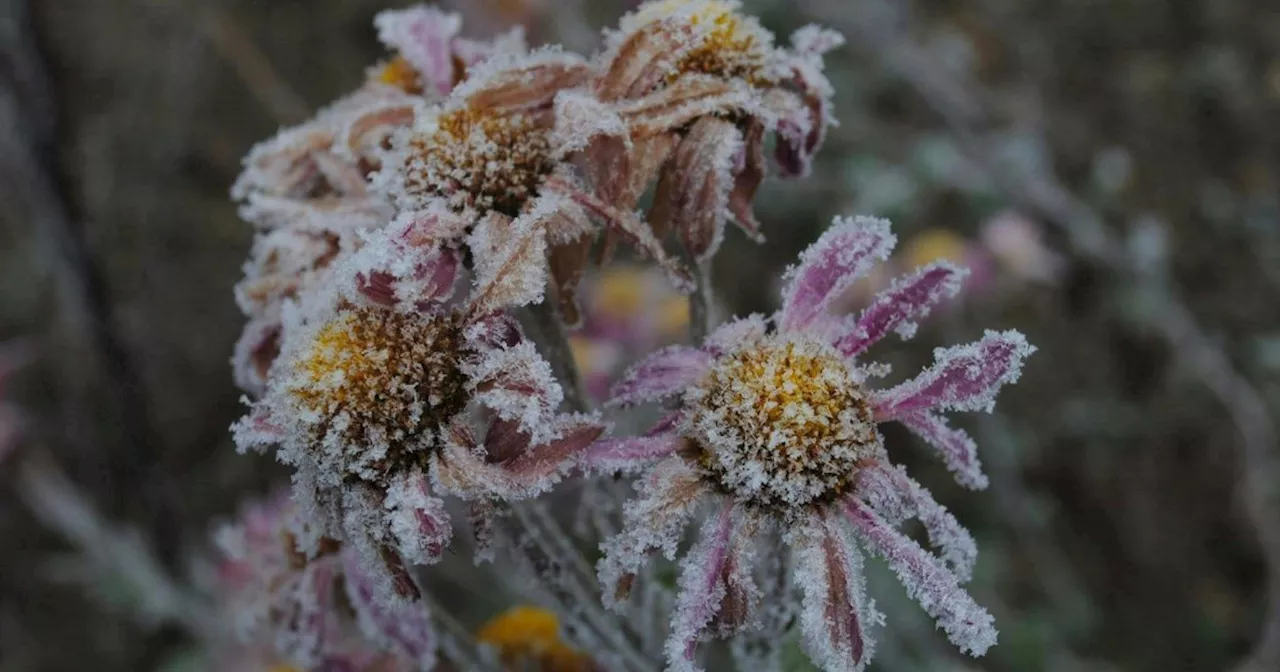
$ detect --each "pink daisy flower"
[585,216,1035,671]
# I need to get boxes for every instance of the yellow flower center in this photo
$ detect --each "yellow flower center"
[287,307,469,478]
[402,106,554,215]
[638,0,778,86]
[685,339,881,508]
[374,55,424,94]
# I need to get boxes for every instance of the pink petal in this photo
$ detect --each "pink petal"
[374,6,462,97]
[581,433,687,474]
[608,346,715,407]
[786,513,875,672]
[665,504,737,671]
[892,410,987,490]
[875,330,1034,417]
[856,464,978,581]
[778,216,896,332]
[834,262,966,356]
[842,498,997,656]
[502,417,607,482]
[341,553,438,668]
[384,470,453,566]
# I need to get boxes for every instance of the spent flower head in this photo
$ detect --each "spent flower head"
[583,216,1035,671]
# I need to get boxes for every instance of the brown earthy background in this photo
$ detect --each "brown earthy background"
[2,0,1279,670]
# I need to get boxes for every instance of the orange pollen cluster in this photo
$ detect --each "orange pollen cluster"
[687,341,881,507]
[287,307,469,478]
[403,106,554,215]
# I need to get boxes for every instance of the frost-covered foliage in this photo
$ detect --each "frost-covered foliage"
[220,3,1034,671]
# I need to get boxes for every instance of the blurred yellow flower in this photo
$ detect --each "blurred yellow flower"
[477,606,592,671]
[903,228,969,269]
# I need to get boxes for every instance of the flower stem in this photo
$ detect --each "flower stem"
[524,300,589,413]
[681,249,713,346]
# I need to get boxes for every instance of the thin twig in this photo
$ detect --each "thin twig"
[796,1,1280,667]
[678,247,713,346]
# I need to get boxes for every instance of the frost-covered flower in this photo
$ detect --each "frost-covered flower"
[585,216,1035,671]
[585,0,844,262]
[215,494,436,670]
[231,5,522,394]
[234,216,604,598]
[376,45,691,328]
[477,605,597,671]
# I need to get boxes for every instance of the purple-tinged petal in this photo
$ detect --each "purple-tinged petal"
[465,340,563,443]
[842,498,997,656]
[875,330,1035,418]
[665,504,737,671]
[598,457,711,608]
[581,433,688,474]
[891,410,987,490]
[374,6,462,97]
[778,216,896,332]
[341,552,438,669]
[384,470,453,566]
[834,262,967,356]
[276,562,340,667]
[856,463,978,581]
[501,416,607,483]
[608,345,715,407]
[786,511,876,672]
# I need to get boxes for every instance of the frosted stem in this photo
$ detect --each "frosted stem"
[524,299,589,413]
[680,248,713,346]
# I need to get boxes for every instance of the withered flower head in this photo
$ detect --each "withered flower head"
[583,216,1035,671]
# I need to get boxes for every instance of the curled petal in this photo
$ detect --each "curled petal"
[374,5,463,97]
[650,117,743,260]
[276,562,340,667]
[874,329,1035,417]
[834,262,967,356]
[465,339,563,442]
[608,345,715,407]
[341,553,438,669]
[596,19,691,101]
[856,464,978,581]
[778,216,896,332]
[552,88,629,155]
[726,118,767,242]
[500,415,607,483]
[466,207,549,314]
[384,470,453,566]
[620,76,755,139]
[231,313,282,396]
[894,410,987,490]
[598,457,711,608]
[549,237,594,329]
[435,417,603,500]
[665,504,737,671]
[842,499,997,656]
[786,512,877,672]
[455,48,591,115]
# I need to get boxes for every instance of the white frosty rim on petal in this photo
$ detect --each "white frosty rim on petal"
[778,216,896,332]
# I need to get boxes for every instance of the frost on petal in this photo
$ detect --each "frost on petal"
[834,262,967,356]
[466,208,549,314]
[608,345,715,407]
[665,504,737,671]
[892,410,988,490]
[552,88,629,155]
[875,330,1036,417]
[726,118,767,242]
[452,47,591,115]
[702,313,767,357]
[434,416,599,501]
[341,552,438,669]
[464,339,563,442]
[374,5,462,97]
[772,27,842,177]
[778,216,896,332]
[619,76,756,140]
[786,513,878,672]
[275,562,340,667]
[842,499,997,656]
[598,457,711,609]
[498,414,606,484]
[384,469,453,566]
[231,312,282,396]
[649,117,744,260]
[856,464,978,581]
[581,433,688,474]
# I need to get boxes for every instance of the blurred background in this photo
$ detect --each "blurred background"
[2,0,1279,670]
